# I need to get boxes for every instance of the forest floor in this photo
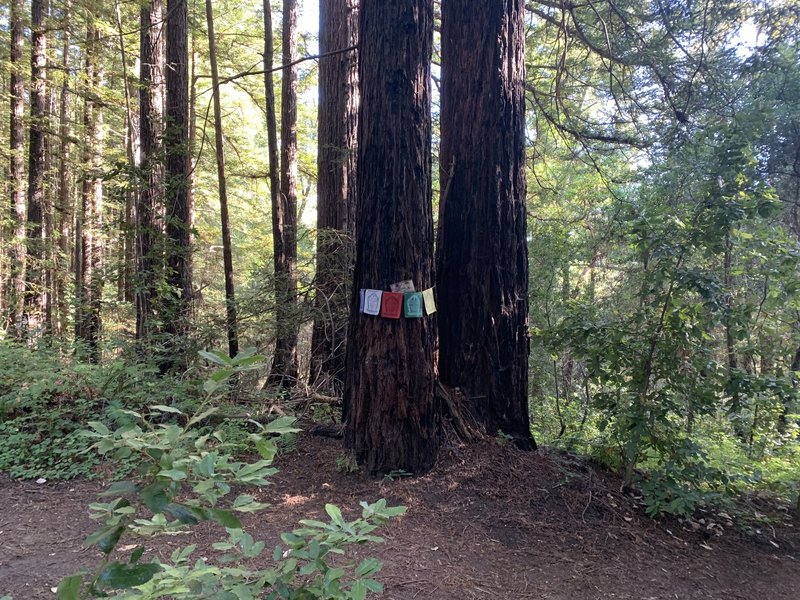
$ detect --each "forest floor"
[1,434,799,600]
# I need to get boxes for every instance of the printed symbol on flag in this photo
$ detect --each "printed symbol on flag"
[390,279,416,293]
[422,287,436,315]
[381,292,403,319]
[363,289,383,316]
[404,292,423,318]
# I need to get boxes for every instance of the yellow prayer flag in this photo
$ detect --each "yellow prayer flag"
[422,287,436,315]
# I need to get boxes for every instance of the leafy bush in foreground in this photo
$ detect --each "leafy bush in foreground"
[58,350,404,599]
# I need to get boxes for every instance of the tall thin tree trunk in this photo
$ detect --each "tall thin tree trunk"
[262,1,281,307]
[162,0,192,368]
[309,0,359,396]
[54,0,73,337]
[7,0,26,336]
[205,0,238,358]
[76,24,104,363]
[135,0,165,345]
[436,0,534,449]
[115,0,138,304]
[26,0,49,333]
[188,2,198,241]
[344,0,440,476]
[267,0,300,387]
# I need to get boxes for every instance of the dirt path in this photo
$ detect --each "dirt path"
[1,437,798,599]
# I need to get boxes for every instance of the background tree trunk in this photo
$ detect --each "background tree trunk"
[25,0,49,333]
[344,0,440,476]
[135,0,166,345]
[205,0,239,359]
[53,0,73,338]
[162,0,193,367]
[268,0,300,387]
[7,0,26,336]
[114,0,138,304]
[309,0,359,397]
[75,25,104,363]
[436,0,534,449]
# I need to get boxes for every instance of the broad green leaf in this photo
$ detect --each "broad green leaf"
[325,503,344,525]
[232,494,269,513]
[97,562,161,589]
[100,481,138,497]
[85,524,125,555]
[350,580,367,600]
[199,350,232,366]
[87,421,110,436]
[130,546,145,564]
[263,416,301,435]
[150,404,184,415]
[254,437,277,461]
[56,574,83,600]
[141,482,170,513]
[187,407,219,427]
[355,557,382,578]
[210,508,242,529]
[157,467,188,481]
[163,505,196,525]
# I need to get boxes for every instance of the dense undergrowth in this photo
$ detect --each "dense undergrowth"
[0,342,406,599]
[1,339,798,521]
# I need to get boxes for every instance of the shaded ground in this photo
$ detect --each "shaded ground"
[1,435,798,599]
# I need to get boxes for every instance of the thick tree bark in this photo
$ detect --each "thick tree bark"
[309,0,359,396]
[25,0,49,332]
[436,0,534,449]
[75,25,104,363]
[136,0,166,344]
[7,0,26,335]
[205,0,239,358]
[344,0,440,476]
[162,0,193,366]
[267,0,300,387]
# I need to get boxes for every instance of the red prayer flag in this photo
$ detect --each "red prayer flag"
[381,292,403,319]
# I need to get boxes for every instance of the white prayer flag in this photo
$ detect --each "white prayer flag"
[363,289,383,316]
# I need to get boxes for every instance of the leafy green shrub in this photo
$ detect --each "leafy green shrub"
[58,350,404,599]
[0,341,192,480]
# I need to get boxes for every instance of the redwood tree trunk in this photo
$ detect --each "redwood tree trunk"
[162,0,193,365]
[268,0,300,386]
[7,0,26,335]
[205,0,239,358]
[436,0,534,448]
[75,25,104,363]
[114,0,138,304]
[344,0,440,476]
[54,0,73,337]
[136,0,165,344]
[25,0,49,332]
[309,0,359,396]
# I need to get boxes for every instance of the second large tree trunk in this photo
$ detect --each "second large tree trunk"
[309,0,359,396]
[436,0,534,449]
[135,0,165,346]
[162,0,193,368]
[344,0,440,476]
